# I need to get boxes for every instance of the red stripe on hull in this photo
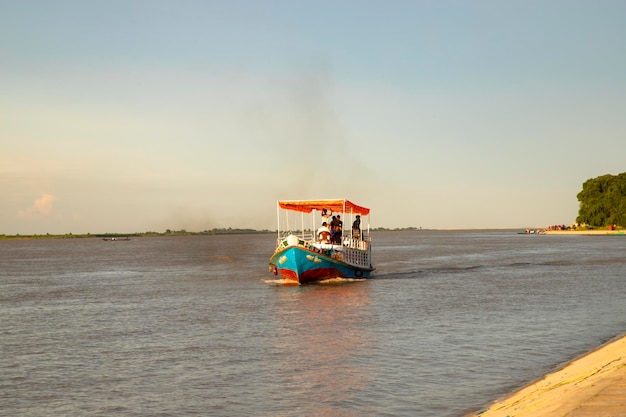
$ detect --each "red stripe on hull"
[278,267,342,284]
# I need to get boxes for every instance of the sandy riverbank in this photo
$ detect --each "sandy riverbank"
[467,334,626,416]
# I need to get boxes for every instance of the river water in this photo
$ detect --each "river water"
[1,231,625,416]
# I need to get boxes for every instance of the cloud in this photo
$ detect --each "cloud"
[18,193,55,217]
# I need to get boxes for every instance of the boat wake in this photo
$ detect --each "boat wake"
[262,279,301,286]
[374,265,487,280]
[317,277,367,284]
[261,277,366,286]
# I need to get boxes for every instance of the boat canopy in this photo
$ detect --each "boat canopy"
[278,199,370,215]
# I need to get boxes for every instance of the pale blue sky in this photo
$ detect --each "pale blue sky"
[2,1,625,234]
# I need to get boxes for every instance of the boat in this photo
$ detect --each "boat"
[269,199,374,283]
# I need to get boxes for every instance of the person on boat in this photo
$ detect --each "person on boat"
[329,215,338,237]
[321,208,331,225]
[352,215,361,240]
[331,215,343,244]
[316,222,331,243]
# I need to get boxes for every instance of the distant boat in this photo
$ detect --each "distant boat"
[269,199,374,283]
[102,237,130,241]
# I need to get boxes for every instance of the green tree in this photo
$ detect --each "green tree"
[577,172,626,227]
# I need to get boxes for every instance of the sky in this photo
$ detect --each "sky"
[2,0,626,234]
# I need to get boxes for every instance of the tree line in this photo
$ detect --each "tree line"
[577,172,626,227]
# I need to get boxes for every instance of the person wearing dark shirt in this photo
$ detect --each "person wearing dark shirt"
[352,215,361,240]
[334,215,343,244]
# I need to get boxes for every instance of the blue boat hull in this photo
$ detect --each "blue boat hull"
[270,246,372,283]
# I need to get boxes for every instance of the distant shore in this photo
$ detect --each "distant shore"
[467,333,626,416]
[543,230,625,236]
[0,229,274,240]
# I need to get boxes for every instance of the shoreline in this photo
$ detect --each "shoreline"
[467,333,626,416]
[543,230,625,236]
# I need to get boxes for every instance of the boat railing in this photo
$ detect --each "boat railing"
[276,230,370,251]
[276,231,314,242]
[343,237,369,251]
[342,245,371,268]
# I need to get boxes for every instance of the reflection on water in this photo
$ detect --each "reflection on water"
[271,283,375,417]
